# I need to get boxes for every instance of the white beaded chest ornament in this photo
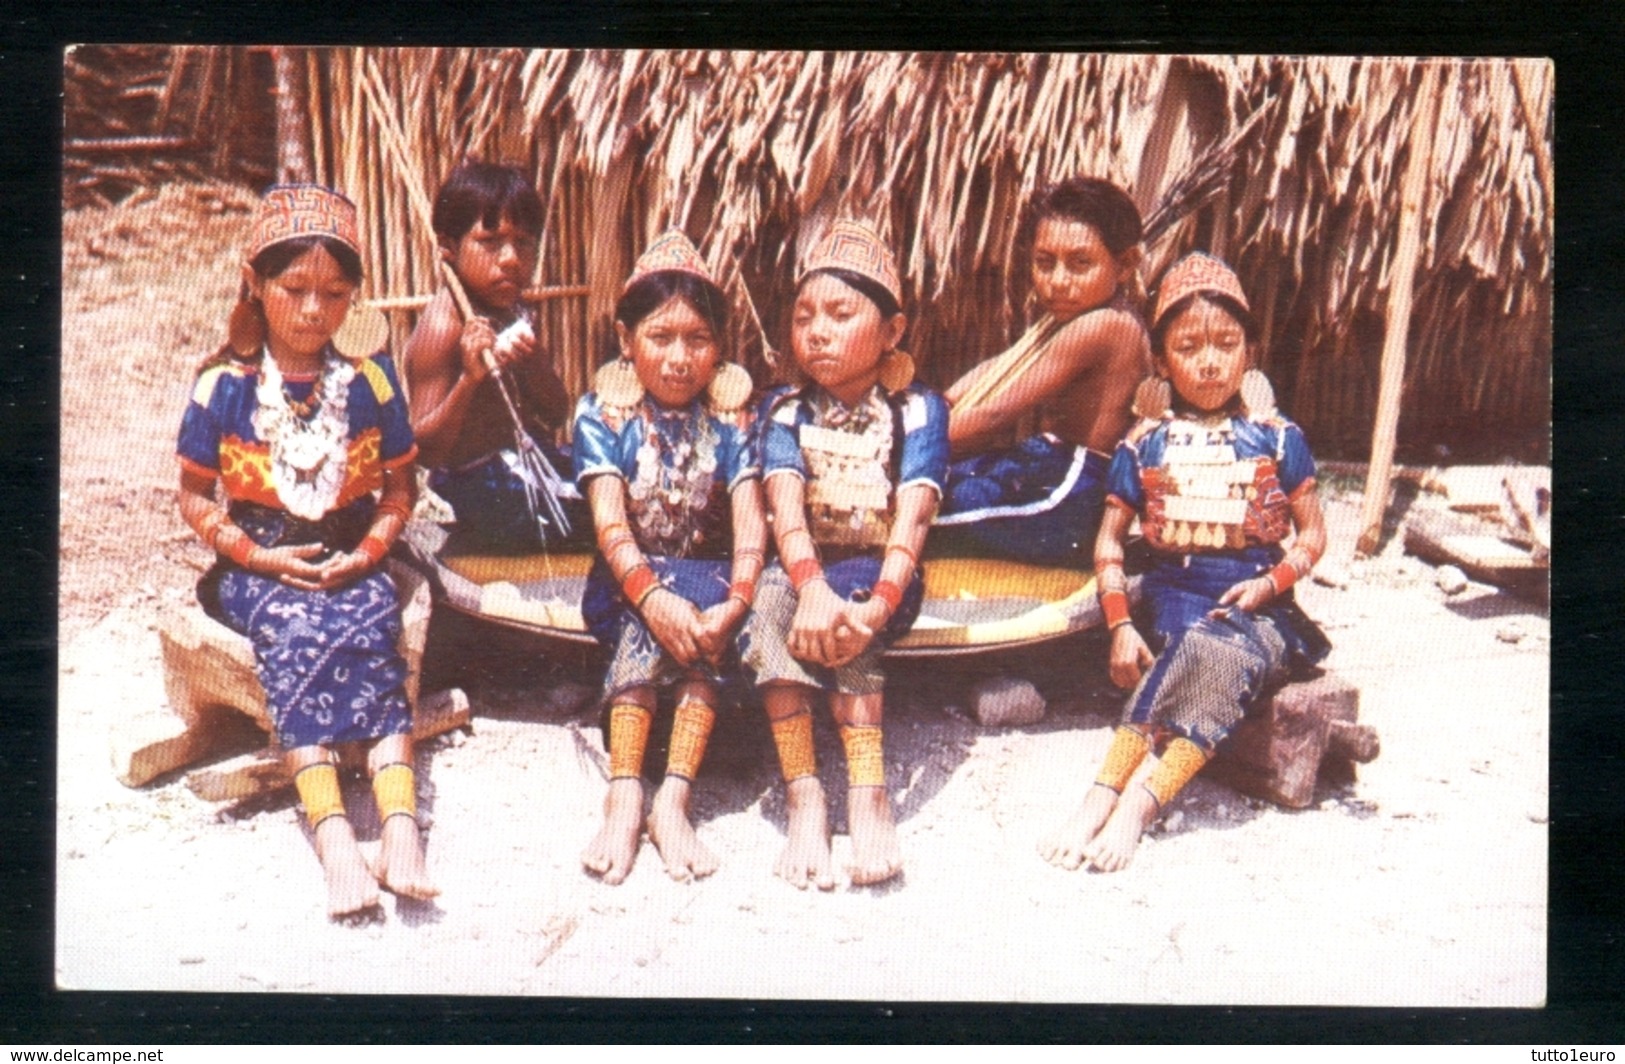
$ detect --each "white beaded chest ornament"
[1155,415,1260,551]
[252,350,356,520]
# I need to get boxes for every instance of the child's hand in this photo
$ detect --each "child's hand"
[1214,576,1274,616]
[640,588,706,666]
[826,599,885,666]
[308,549,376,591]
[457,316,498,381]
[694,600,747,663]
[250,543,328,587]
[788,581,848,667]
[1109,624,1155,689]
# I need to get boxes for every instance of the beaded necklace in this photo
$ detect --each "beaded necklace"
[627,400,721,558]
[252,348,355,520]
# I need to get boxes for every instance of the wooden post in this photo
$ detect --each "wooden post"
[1356,60,1444,557]
[271,47,314,185]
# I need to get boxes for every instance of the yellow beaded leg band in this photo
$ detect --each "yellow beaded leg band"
[294,763,346,830]
[1095,726,1152,793]
[770,712,818,782]
[608,703,653,780]
[1142,737,1210,810]
[665,697,717,781]
[371,762,416,823]
[839,724,886,789]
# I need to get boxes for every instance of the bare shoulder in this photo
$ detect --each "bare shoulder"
[1050,306,1148,363]
[403,289,464,374]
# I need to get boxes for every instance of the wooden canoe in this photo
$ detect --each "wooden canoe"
[399,521,1119,659]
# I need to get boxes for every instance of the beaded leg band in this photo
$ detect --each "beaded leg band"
[1143,737,1210,810]
[372,762,416,824]
[770,711,818,782]
[665,697,717,782]
[608,703,653,780]
[294,762,346,830]
[839,724,886,789]
[1095,726,1152,793]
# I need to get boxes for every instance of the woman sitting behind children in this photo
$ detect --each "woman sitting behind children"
[1041,252,1331,873]
[573,232,766,884]
[743,220,949,889]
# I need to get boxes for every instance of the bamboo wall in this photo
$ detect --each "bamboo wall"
[69,47,1552,462]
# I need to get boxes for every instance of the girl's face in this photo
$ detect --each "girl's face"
[790,273,906,402]
[617,295,719,408]
[1156,297,1251,413]
[1030,217,1137,322]
[248,244,356,364]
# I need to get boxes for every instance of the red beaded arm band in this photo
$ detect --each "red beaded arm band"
[871,579,905,616]
[622,564,661,607]
[787,557,825,592]
[1096,560,1132,629]
[357,535,390,566]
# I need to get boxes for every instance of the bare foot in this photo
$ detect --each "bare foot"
[1082,785,1159,873]
[647,777,719,882]
[1038,784,1119,870]
[845,785,902,886]
[581,778,645,885]
[775,776,835,891]
[313,817,381,919]
[372,815,440,900]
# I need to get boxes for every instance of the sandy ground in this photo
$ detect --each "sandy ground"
[55,183,1549,1004]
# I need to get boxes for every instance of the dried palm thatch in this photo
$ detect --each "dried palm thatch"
[148,48,1555,461]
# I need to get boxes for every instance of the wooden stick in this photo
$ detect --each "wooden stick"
[953,314,1062,413]
[1356,60,1444,557]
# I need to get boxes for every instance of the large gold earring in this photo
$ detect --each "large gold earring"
[707,362,753,414]
[227,287,264,358]
[1239,368,1277,421]
[594,356,645,410]
[878,348,915,394]
[1132,375,1171,421]
[333,303,389,360]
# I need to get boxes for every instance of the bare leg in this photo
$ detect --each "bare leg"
[646,679,720,881]
[833,692,902,886]
[1038,784,1120,870]
[288,745,379,919]
[1081,784,1159,872]
[765,683,835,890]
[367,733,438,900]
[581,687,655,884]
[1040,725,1153,868]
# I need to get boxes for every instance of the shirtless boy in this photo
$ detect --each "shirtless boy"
[937,178,1152,566]
[403,161,581,550]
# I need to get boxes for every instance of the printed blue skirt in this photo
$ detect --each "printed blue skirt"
[213,567,412,749]
[582,554,735,700]
[1124,548,1331,750]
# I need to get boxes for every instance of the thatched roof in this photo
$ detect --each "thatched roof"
[73,47,1551,461]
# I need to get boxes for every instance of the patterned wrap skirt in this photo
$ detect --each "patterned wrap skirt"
[1123,548,1331,751]
[582,554,735,702]
[198,500,411,749]
[740,555,926,696]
